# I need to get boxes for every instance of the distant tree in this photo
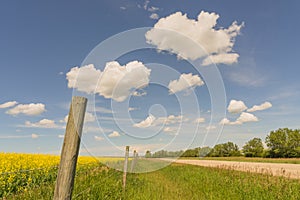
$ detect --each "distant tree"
[242,138,264,157]
[265,128,300,158]
[199,146,212,157]
[209,142,240,157]
[181,147,201,157]
[145,150,152,158]
[152,150,168,158]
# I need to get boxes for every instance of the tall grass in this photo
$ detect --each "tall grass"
[9,161,300,200]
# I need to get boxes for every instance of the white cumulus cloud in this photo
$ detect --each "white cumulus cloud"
[0,101,18,109]
[220,112,258,125]
[6,103,46,116]
[237,112,258,123]
[25,119,60,129]
[227,100,247,113]
[168,73,204,94]
[247,101,272,112]
[133,114,156,128]
[108,131,121,138]
[145,11,244,64]
[66,64,101,94]
[66,61,151,102]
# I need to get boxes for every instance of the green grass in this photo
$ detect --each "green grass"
[194,157,300,164]
[6,160,300,200]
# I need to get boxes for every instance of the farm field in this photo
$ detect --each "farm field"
[173,159,300,179]
[1,154,300,200]
[0,153,122,198]
[195,156,300,164]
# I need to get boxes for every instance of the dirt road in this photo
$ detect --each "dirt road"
[171,159,300,179]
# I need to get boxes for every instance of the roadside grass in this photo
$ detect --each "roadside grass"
[8,160,300,200]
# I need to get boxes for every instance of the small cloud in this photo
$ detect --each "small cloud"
[227,100,247,113]
[219,118,231,125]
[31,133,39,139]
[150,13,159,20]
[94,135,104,141]
[58,134,64,138]
[220,112,258,125]
[108,131,121,138]
[120,6,126,10]
[143,0,150,10]
[194,117,205,123]
[94,106,113,114]
[61,112,95,124]
[58,72,64,75]
[237,112,258,123]
[163,127,178,135]
[84,112,96,122]
[247,102,272,112]
[0,101,18,109]
[132,90,147,97]
[128,107,139,111]
[25,119,61,129]
[206,125,216,131]
[133,114,156,128]
[148,6,159,12]
[154,115,187,126]
[168,73,204,94]
[6,103,46,116]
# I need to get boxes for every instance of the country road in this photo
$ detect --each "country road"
[163,159,300,179]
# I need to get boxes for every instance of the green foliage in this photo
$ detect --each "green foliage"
[209,142,241,157]
[151,150,183,158]
[265,128,300,158]
[145,150,152,158]
[243,138,264,157]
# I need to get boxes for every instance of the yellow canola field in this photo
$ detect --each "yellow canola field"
[0,153,100,197]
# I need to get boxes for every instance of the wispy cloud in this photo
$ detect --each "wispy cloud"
[0,101,18,109]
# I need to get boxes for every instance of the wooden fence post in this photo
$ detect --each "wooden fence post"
[123,146,129,190]
[53,96,87,200]
[130,150,137,173]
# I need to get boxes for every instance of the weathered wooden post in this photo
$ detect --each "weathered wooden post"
[123,146,129,190]
[130,150,137,173]
[53,96,87,200]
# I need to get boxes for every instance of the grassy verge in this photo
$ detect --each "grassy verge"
[8,160,300,200]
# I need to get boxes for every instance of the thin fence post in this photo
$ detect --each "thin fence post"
[53,96,87,200]
[123,146,129,190]
[130,150,137,173]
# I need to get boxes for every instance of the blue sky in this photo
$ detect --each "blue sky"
[0,0,299,156]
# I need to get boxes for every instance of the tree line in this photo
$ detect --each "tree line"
[145,128,300,158]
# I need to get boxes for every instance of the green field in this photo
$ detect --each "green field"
[8,159,300,200]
